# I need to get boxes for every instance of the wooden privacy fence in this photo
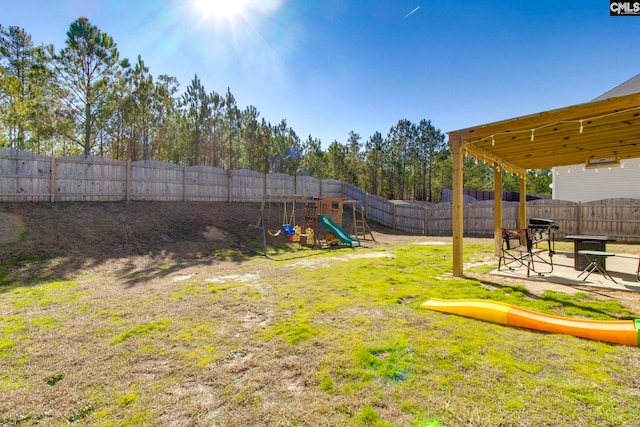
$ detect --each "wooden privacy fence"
[0,149,343,202]
[344,184,640,242]
[2,149,640,241]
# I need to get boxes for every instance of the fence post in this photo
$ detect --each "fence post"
[577,201,582,234]
[227,170,233,202]
[424,204,428,235]
[182,166,187,202]
[263,172,267,197]
[393,203,397,230]
[126,160,131,201]
[465,203,471,236]
[50,155,56,203]
[365,193,369,218]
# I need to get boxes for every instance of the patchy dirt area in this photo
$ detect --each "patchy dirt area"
[0,201,257,261]
[0,200,429,288]
[2,201,640,425]
[1,201,639,312]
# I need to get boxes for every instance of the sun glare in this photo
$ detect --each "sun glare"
[192,0,249,22]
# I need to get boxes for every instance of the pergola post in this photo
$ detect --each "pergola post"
[451,137,464,277]
[518,174,527,228]
[493,166,503,256]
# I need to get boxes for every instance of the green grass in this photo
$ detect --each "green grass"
[111,319,173,344]
[259,243,640,425]
[1,240,640,426]
[7,279,83,308]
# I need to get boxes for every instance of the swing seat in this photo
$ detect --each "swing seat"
[282,224,295,236]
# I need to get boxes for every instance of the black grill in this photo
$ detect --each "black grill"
[528,218,558,255]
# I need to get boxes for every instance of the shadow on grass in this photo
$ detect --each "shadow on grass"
[0,201,379,292]
[0,201,272,291]
[471,275,637,320]
[0,251,257,292]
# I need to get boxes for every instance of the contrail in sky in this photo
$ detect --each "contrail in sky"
[403,6,420,19]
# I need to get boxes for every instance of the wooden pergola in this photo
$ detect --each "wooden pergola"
[447,92,640,277]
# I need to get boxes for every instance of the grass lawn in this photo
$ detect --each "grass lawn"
[2,240,640,426]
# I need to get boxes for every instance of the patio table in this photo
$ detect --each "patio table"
[565,235,616,270]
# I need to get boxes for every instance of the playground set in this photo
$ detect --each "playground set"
[238,194,374,256]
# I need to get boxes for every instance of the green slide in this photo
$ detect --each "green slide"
[318,214,360,247]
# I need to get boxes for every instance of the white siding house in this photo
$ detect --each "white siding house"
[552,159,640,202]
[551,74,640,202]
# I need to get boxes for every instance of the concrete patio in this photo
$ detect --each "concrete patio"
[490,250,640,293]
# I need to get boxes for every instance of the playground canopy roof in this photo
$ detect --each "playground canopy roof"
[447,90,640,175]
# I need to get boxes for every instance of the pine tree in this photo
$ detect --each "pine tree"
[56,17,125,155]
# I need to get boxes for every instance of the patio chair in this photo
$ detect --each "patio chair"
[498,228,553,277]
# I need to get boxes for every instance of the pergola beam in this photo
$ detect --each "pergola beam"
[464,144,526,176]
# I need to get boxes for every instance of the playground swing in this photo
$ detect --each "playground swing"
[281,201,296,236]
[266,200,281,237]
[267,200,296,237]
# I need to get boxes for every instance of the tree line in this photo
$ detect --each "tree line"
[0,18,551,201]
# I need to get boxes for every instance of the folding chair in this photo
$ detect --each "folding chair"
[498,228,553,277]
[525,227,554,276]
[499,229,529,273]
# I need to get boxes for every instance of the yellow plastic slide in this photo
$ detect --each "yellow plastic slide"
[421,298,640,346]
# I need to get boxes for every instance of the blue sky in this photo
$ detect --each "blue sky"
[2,0,639,148]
